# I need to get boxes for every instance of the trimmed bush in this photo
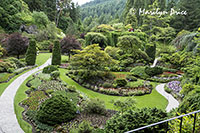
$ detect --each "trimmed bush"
[114,79,127,87]
[85,32,108,48]
[102,82,113,88]
[145,67,163,77]
[50,71,60,80]
[68,85,76,92]
[131,66,150,79]
[83,98,106,115]
[25,39,37,65]
[36,94,77,125]
[126,75,138,82]
[42,65,58,74]
[52,40,61,65]
[145,43,156,62]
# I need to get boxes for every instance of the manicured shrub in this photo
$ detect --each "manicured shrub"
[8,57,25,68]
[36,94,77,125]
[145,43,156,62]
[85,32,108,48]
[50,71,60,80]
[82,98,106,115]
[102,82,113,88]
[42,65,58,74]
[114,79,127,87]
[105,108,168,133]
[67,85,76,92]
[25,39,37,65]
[126,75,138,82]
[131,66,150,79]
[52,40,61,65]
[145,66,163,77]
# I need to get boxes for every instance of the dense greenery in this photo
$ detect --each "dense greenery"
[52,40,61,65]
[36,94,77,125]
[105,108,168,133]
[25,39,36,65]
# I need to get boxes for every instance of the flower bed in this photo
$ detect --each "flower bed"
[166,81,182,93]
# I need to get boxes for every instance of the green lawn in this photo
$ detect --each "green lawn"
[59,69,168,110]
[14,76,33,133]
[0,53,51,96]
[35,53,51,66]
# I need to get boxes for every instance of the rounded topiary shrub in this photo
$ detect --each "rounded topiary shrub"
[42,65,58,74]
[145,67,163,77]
[50,71,60,80]
[36,94,77,125]
[114,79,127,87]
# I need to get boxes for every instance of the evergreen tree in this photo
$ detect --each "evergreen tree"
[52,40,61,65]
[125,8,138,28]
[25,39,37,65]
[145,43,156,62]
[171,0,200,32]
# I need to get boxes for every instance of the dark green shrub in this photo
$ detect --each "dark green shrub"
[36,94,77,125]
[114,79,127,87]
[178,93,200,113]
[68,85,76,92]
[70,121,94,133]
[131,66,150,79]
[102,82,113,88]
[7,68,15,73]
[85,32,107,48]
[83,98,106,115]
[105,108,168,133]
[50,71,60,80]
[42,65,58,74]
[52,40,61,65]
[8,57,25,68]
[145,43,156,62]
[126,75,137,82]
[145,67,163,77]
[25,39,37,65]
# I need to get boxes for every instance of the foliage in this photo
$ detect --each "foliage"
[104,46,121,60]
[102,82,113,88]
[125,8,137,28]
[60,35,81,60]
[166,81,182,93]
[113,97,136,114]
[70,44,116,71]
[4,33,29,59]
[52,40,61,65]
[131,66,150,79]
[114,78,127,87]
[178,93,200,113]
[145,67,163,77]
[126,75,137,82]
[42,65,58,74]
[105,108,168,133]
[180,83,194,96]
[37,40,53,50]
[85,32,108,48]
[169,112,200,133]
[93,24,115,32]
[145,43,156,62]
[70,121,94,133]
[50,71,60,80]
[36,94,77,125]
[25,39,37,65]
[32,11,49,28]
[117,35,142,54]
[82,98,106,115]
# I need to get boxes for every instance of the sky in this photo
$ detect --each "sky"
[72,0,93,5]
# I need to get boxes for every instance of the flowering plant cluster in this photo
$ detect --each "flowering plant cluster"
[167,81,182,92]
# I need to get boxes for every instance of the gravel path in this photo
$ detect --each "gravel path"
[0,58,51,133]
[156,84,179,112]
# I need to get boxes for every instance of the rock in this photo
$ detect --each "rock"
[19,25,38,34]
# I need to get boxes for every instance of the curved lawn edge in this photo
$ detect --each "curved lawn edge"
[59,69,168,110]
[14,76,33,133]
[0,53,51,96]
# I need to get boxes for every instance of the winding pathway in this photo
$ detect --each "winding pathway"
[156,84,179,112]
[0,58,51,133]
